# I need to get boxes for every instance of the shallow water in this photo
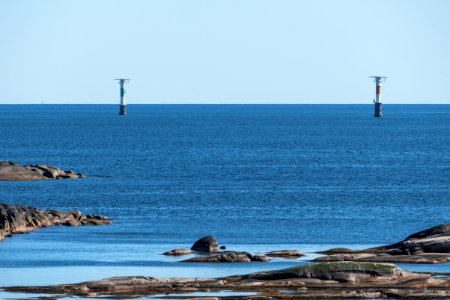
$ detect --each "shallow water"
[0,105,449,298]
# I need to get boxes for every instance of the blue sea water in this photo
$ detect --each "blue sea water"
[0,105,449,296]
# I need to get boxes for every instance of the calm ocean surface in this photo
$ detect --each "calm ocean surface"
[0,105,449,297]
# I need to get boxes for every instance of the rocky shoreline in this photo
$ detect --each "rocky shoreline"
[315,222,450,264]
[0,161,86,180]
[4,262,449,299]
[161,224,450,265]
[0,203,111,242]
[1,203,448,299]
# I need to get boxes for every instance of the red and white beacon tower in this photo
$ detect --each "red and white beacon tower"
[370,76,387,117]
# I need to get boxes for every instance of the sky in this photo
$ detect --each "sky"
[1,0,449,104]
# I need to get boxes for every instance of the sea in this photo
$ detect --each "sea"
[0,104,449,299]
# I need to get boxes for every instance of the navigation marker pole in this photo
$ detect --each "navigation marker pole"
[115,79,130,116]
[370,76,387,117]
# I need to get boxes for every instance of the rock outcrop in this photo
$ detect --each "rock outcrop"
[265,249,303,258]
[316,222,450,264]
[375,222,450,254]
[318,247,356,255]
[244,262,403,282]
[190,235,219,253]
[163,249,193,256]
[314,252,450,264]
[0,161,86,180]
[182,251,269,263]
[0,203,111,242]
[5,262,448,299]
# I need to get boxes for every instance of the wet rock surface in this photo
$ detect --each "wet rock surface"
[0,203,111,242]
[5,262,449,299]
[163,249,193,256]
[0,161,86,180]
[316,222,450,264]
[182,251,269,263]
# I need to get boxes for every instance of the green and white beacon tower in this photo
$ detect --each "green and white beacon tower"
[370,76,387,118]
[115,79,130,116]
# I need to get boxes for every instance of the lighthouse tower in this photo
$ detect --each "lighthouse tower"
[115,79,130,116]
[370,76,387,117]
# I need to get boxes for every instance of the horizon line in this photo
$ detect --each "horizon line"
[0,103,450,105]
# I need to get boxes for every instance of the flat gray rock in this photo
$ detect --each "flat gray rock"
[265,249,303,258]
[163,249,193,256]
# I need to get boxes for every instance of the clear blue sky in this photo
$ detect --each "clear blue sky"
[1,0,449,104]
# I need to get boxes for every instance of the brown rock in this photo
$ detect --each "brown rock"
[4,262,447,299]
[314,252,450,264]
[63,218,80,226]
[190,236,219,253]
[316,223,450,264]
[0,161,86,181]
[252,255,270,262]
[371,222,450,254]
[0,203,111,242]
[182,251,269,263]
[244,261,411,282]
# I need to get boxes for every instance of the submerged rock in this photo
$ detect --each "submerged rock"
[182,251,269,263]
[0,161,86,180]
[190,235,219,253]
[0,203,111,242]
